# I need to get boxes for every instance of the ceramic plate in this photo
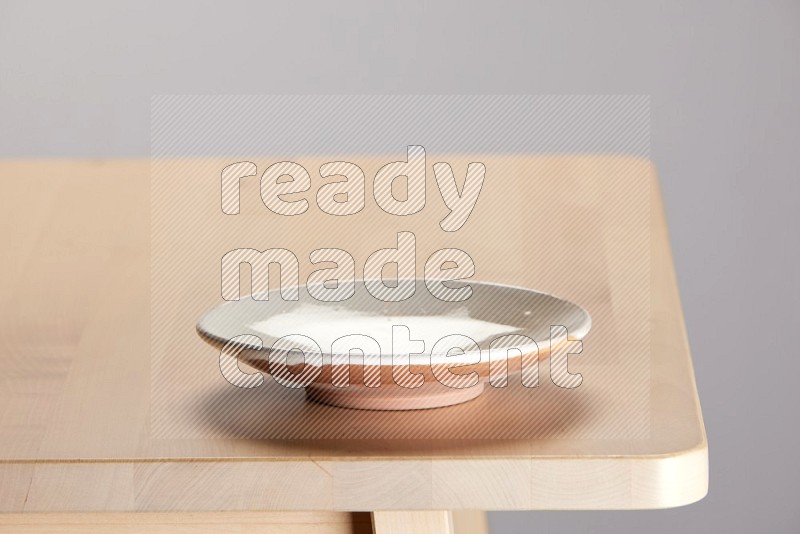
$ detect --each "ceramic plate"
[197,280,591,410]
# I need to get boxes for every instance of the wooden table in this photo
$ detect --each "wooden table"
[0,158,707,532]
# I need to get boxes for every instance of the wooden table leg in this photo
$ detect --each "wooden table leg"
[371,511,454,534]
[452,511,489,534]
[371,511,488,534]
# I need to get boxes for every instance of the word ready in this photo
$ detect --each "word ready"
[220,146,486,232]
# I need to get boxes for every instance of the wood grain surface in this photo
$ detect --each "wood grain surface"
[0,158,707,514]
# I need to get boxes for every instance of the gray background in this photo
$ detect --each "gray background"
[1,1,798,532]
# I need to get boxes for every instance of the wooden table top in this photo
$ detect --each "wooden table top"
[0,157,707,512]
